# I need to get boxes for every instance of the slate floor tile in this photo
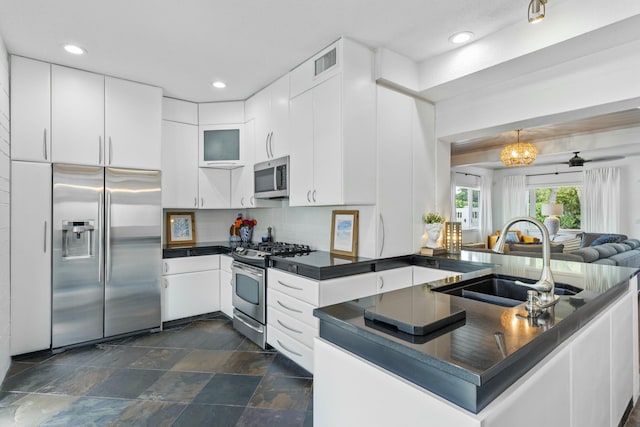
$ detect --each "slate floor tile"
[0,364,76,393]
[89,346,152,368]
[0,391,26,407]
[236,407,308,427]
[44,345,107,366]
[171,403,245,427]
[121,330,171,348]
[193,373,262,406]
[128,348,191,370]
[248,375,313,411]
[138,371,212,403]
[220,351,276,375]
[109,400,186,427]
[170,349,234,373]
[0,393,78,426]
[40,396,131,426]
[3,363,34,379]
[86,368,164,399]
[37,366,115,396]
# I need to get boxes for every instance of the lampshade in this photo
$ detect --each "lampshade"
[500,130,537,167]
[541,203,563,216]
[528,0,546,23]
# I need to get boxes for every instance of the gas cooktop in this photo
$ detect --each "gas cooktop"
[232,241,313,267]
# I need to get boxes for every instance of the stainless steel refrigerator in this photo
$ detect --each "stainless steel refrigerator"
[52,164,161,348]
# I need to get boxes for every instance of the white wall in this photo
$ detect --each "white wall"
[0,34,10,381]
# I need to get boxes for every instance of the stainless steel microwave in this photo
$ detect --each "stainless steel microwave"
[254,156,289,199]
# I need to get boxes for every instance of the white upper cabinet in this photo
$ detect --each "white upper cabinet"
[105,76,162,169]
[289,38,376,207]
[198,101,244,125]
[252,74,290,163]
[50,64,161,169]
[162,97,198,125]
[161,120,199,208]
[51,65,105,165]
[198,168,231,209]
[231,118,256,208]
[10,56,51,163]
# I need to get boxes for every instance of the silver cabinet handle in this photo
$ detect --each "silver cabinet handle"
[306,190,311,203]
[277,319,303,334]
[200,197,204,207]
[164,262,169,273]
[379,277,384,290]
[43,221,47,252]
[277,280,303,291]
[240,197,245,207]
[43,129,48,160]
[194,197,197,208]
[164,278,169,289]
[379,213,385,257]
[277,300,303,314]
[265,133,270,158]
[98,136,103,164]
[250,195,255,206]
[277,339,302,357]
[312,190,316,202]
[268,131,274,158]
[108,137,113,165]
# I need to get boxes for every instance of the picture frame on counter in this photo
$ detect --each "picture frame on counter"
[166,212,196,246]
[330,210,359,257]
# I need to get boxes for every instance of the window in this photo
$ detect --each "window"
[455,186,480,230]
[527,186,582,229]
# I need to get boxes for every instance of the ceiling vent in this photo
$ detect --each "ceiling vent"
[315,48,337,76]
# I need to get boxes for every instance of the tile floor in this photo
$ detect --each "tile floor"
[0,314,313,426]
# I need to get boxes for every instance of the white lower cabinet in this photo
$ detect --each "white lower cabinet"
[10,161,52,355]
[162,255,220,322]
[220,255,233,318]
[267,268,377,373]
[376,267,413,294]
[413,266,461,285]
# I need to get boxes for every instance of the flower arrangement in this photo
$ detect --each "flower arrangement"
[234,218,257,229]
[423,212,445,224]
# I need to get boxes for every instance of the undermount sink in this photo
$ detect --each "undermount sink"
[434,275,581,307]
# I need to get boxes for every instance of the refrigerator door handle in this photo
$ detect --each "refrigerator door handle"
[99,136,103,164]
[98,191,104,283]
[105,191,112,283]
[43,220,47,252]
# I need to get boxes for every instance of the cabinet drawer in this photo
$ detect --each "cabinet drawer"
[412,266,461,285]
[268,268,319,305]
[319,272,377,307]
[268,288,318,328]
[267,325,314,373]
[162,254,220,275]
[220,254,233,273]
[268,308,318,349]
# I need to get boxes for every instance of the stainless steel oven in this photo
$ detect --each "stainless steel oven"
[231,261,266,348]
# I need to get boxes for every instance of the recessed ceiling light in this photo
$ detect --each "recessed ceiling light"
[448,31,474,44]
[212,81,227,89]
[63,44,85,55]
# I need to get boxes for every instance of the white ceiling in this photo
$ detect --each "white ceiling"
[0,0,538,102]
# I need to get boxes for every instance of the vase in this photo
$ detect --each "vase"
[240,226,253,244]
[425,223,443,249]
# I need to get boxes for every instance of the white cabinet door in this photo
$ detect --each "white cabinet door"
[51,65,104,165]
[10,56,51,163]
[105,77,162,169]
[377,86,414,257]
[376,267,413,294]
[251,88,271,164]
[268,74,290,160]
[10,161,52,355]
[163,270,220,322]
[289,90,314,206]
[161,121,199,208]
[413,266,461,285]
[312,74,342,206]
[231,119,255,208]
[220,270,233,318]
[198,168,230,209]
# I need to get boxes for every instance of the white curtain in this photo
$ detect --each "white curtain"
[582,168,620,232]
[450,171,456,221]
[479,175,493,239]
[502,175,527,231]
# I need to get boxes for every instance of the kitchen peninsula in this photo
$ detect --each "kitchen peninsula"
[309,251,639,427]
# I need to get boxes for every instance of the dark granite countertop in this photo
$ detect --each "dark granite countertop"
[163,241,231,258]
[314,250,639,413]
[269,251,378,280]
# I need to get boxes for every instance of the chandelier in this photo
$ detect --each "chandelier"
[500,130,537,167]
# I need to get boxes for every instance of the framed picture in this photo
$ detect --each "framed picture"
[330,210,359,257]
[166,212,196,246]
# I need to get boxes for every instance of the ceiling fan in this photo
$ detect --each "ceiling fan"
[562,151,624,167]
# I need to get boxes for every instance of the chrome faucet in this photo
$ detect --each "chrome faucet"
[492,216,559,311]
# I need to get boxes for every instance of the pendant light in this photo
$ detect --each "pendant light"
[500,130,537,167]
[528,0,547,23]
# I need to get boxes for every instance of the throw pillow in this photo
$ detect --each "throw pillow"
[590,234,622,246]
[505,231,519,243]
[561,237,582,253]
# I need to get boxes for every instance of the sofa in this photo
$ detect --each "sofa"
[470,232,640,269]
[487,230,540,249]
